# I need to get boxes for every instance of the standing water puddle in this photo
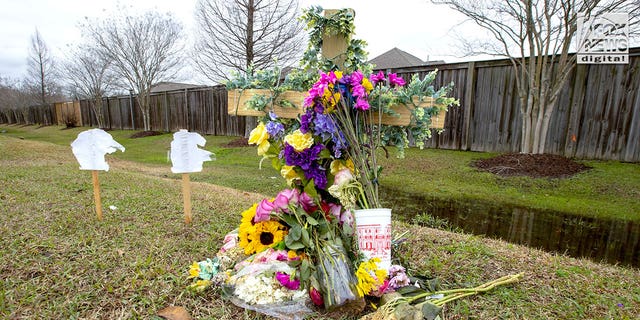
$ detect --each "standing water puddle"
[383,189,640,268]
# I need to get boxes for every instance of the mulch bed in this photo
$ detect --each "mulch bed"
[471,153,591,178]
[223,137,250,147]
[129,131,165,139]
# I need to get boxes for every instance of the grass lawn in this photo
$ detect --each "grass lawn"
[1,124,639,319]
[2,125,639,221]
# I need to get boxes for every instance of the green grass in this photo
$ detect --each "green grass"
[2,124,638,221]
[1,125,639,319]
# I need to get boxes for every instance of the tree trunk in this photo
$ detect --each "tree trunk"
[93,96,105,129]
[245,0,255,72]
[137,93,151,132]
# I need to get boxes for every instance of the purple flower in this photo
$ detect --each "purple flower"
[266,121,284,138]
[387,264,410,291]
[313,113,337,140]
[283,144,323,171]
[331,131,348,158]
[388,73,406,87]
[370,71,385,85]
[275,272,300,290]
[305,163,327,189]
[300,108,315,133]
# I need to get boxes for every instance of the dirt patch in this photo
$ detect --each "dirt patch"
[223,137,250,147]
[471,153,590,178]
[129,131,164,139]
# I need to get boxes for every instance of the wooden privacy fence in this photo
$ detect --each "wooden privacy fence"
[383,48,640,162]
[2,49,639,162]
[78,85,255,137]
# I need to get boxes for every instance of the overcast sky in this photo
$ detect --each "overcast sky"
[0,0,478,84]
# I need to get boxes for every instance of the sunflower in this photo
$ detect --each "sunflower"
[246,220,288,254]
[238,204,258,255]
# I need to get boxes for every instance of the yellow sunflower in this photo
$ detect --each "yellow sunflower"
[238,204,258,255]
[247,220,288,254]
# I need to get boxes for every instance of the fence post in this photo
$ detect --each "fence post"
[462,61,476,151]
[129,89,135,130]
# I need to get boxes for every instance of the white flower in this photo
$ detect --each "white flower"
[109,205,117,211]
[232,274,307,305]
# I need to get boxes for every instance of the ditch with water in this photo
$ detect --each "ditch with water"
[382,188,640,268]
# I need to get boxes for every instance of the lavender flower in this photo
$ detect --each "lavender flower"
[266,121,284,138]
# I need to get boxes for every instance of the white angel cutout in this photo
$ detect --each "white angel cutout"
[170,129,214,173]
[71,129,125,171]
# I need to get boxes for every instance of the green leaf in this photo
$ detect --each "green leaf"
[285,235,305,250]
[419,301,443,320]
[301,228,311,247]
[300,259,312,281]
[304,180,318,198]
[288,225,302,241]
[279,213,298,227]
[306,216,319,226]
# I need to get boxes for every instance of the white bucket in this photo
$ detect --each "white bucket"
[354,208,392,271]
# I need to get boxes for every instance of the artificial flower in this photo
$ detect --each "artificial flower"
[388,73,406,86]
[330,159,354,175]
[284,129,314,152]
[369,71,385,85]
[248,122,269,145]
[265,120,285,138]
[280,165,301,186]
[257,140,270,156]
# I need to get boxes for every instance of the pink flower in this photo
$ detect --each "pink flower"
[327,202,342,220]
[220,232,238,253]
[275,272,300,290]
[388,73,406,87]
[273,189,299,213]
[387,264,410,290]
[370,279,390,297]
[370,71,385,85]
[355,97,370,110]
[298,192,318,213]
[340,208,354,226]
[254,198,276,222]
[349,70,364,86]
[333,168,354,186]
[310,287,324,306]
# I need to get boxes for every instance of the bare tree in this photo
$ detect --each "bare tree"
[26,29,57,106]
[194,0,305,82]
[61,45,115,128]
[82,11,184,131]
[432,0,639,154]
